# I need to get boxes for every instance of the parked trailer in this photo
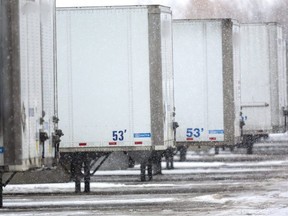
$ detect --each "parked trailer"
[240,23,288,154]
[0,0,58,207]
[56,5,175,188]
[173,19,242,159]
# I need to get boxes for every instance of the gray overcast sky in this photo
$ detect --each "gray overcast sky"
[56,0,180,7]
[56,0,288,39]
[56,0,189,17]
[55,0,286,21]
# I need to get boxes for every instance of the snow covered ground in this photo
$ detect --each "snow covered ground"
[2,141,288,215]
[2,178,288,215]
[268,132,288,142]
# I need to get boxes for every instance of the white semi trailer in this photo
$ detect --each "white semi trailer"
[0,0,58,207]
[173,19,242,158]
[56,5,175,188]
[240,23,288,153]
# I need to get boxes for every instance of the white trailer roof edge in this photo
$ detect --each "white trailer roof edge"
[241,22,283,28]
[173,18,239,25]
[56,5,171,13]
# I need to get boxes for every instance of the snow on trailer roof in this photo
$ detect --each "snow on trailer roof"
[241,22,282,26]
[56,5,171,13]
[173,18,239,23]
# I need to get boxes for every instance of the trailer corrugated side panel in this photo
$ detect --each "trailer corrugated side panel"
[0,0,56,171]
[240,23,287,134]
[57,6,174,152]
[173,19,241,145]
[40,0,57,163]
[1,0,54,171]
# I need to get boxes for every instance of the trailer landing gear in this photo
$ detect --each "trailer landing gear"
[139,150,166,181]
[242,135,255,155]
[0,171,17,208]
[165,147,174,169]
[215,146,220,155]
[140,159,153,182]
[61,152,110,193]
[0,172,2,208]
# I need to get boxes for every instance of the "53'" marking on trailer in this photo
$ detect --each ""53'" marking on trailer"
[112,130,127,141]
[186,128,204,138]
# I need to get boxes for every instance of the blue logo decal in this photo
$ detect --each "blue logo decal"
[208,130,224,134]
[0,147,5,154]
[134,133,151,138]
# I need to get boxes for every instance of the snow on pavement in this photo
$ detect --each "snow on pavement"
[3,181,244,194]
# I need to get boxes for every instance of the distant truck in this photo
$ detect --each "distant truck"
[0,0,58,207]
[56,5,175,187]
[173,19,242,159]
[240,23,288,154]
